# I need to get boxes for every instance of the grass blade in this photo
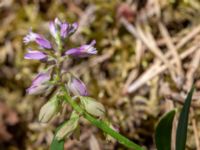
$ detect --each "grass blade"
[155,109,176,150]
[176,86,195,150]
[50,137,64,150]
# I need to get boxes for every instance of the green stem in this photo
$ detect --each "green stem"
[56,33,62,52]
[61,86,143,150]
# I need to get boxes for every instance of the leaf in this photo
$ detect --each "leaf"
[50,136,64,150]
[176,86,195,150]
[155,109,176,150]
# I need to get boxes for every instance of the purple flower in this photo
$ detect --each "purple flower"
[32,72,51,85]
[23,31,38,44]
[49,18,78,39]
[60,22,78,38]
[49,21,57,39]
[65,40,97,58]
[23,31,52,49]
[49,18,63,41]
[35,37,52,49]
[68,77,88,96]
[24,50,47,60]
[49,18,64,39]
[26,72,51,95]
[60,23,69,38]
[67,22,78,35]
[26,84,49,95]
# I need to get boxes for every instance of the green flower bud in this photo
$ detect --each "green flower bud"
[80,96,105,117]
[38,96,59,123]
[55,111,79,141]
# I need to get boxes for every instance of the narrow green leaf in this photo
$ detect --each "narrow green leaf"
[50,136,64,150]
[155,109,176,150]
[176,86,195,150]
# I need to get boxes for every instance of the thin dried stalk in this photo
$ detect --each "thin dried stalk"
[135,39,144,64]
[123,69,139,94]
[127,45,199,93]
[135,22,177,79]
[121,17,177,81]
[122,16,200,93]
[158,22,183,76]
[176,25,200,49]
[184,50,200,90]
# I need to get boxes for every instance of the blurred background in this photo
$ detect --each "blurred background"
[1,0,200,149]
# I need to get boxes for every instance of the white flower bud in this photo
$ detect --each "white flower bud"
[80,97,105,117]
[38,96,59,123]
[55,111,79,141]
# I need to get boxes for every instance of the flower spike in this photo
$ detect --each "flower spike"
[23,18,140,150]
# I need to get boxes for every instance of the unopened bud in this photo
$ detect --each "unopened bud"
[55,111,79,141]
[68,77,88,96]
[38,96,59,123]
[80,97,105,117]
[54,18,62,26]
[26,71,51,95]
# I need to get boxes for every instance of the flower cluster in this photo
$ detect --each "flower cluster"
[24,18,97,62]
[24,18,98,94]
[24,18,105,141]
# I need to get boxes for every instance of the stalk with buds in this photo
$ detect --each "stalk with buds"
[24,18,143,150]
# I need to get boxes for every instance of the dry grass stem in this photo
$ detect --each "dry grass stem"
[184,50,200,90]
[128,45,199,93]
[158,22,183,76]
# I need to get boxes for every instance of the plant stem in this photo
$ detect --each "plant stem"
[61,85,144,150]
[56,32,62,52]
